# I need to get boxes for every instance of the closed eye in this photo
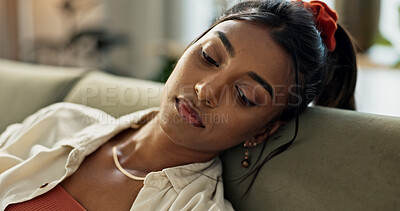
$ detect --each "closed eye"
[235,85,255,107]
[201,50,220,67]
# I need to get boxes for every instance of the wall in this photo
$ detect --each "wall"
[0,0,18,60]
[104,0,166,79]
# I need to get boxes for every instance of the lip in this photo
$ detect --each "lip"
[175,98,205,128]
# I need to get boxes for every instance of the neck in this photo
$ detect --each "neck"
[116,114,218,173]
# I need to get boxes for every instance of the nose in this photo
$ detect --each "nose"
[194,77,224,108]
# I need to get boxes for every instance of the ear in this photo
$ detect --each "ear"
[252,121,286,146]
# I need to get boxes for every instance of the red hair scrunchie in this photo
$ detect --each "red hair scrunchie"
[294,0,338,52]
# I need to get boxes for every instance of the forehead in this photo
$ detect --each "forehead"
[204,20,293,87]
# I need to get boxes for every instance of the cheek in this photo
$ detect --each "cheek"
[207,110,260,147]
[165,56,197,88]
[172,47,199,73]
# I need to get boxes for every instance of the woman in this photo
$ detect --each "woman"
[1,0,356,210]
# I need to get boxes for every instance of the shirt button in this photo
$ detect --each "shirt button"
[40,183,49,188]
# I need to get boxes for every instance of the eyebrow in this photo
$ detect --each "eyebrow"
[247,71,274,98]
[214,31,235,57]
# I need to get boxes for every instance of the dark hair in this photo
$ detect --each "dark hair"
[190,0,357,194]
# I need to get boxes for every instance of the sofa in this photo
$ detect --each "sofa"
[1,58,399,210]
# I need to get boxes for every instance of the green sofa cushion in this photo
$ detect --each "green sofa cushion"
[221,107,400,210]
[63,71,164,117]
[0,59,87,133]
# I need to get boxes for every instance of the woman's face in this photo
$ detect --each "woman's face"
[158,20,292,153]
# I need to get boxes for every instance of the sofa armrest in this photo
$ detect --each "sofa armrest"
[63,71,164,117]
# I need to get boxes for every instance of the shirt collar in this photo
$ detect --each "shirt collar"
[144,158,222,193]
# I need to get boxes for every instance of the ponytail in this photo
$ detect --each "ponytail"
[314,24,357,110]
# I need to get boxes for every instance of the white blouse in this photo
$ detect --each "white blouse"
[0,103,234,211]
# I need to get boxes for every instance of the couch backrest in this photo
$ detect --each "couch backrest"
[221,107,400,210]
[0,59,87,133]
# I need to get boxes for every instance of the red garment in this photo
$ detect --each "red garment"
[6,185,86,211]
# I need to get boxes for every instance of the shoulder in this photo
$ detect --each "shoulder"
[35,102,110,119]
[165,158,234,210]
[22,102,113,127]
[0,102,114,148]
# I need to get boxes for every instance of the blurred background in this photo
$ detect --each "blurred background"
[0,0,399,116]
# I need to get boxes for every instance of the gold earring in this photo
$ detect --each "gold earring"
[241,142,250,168]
